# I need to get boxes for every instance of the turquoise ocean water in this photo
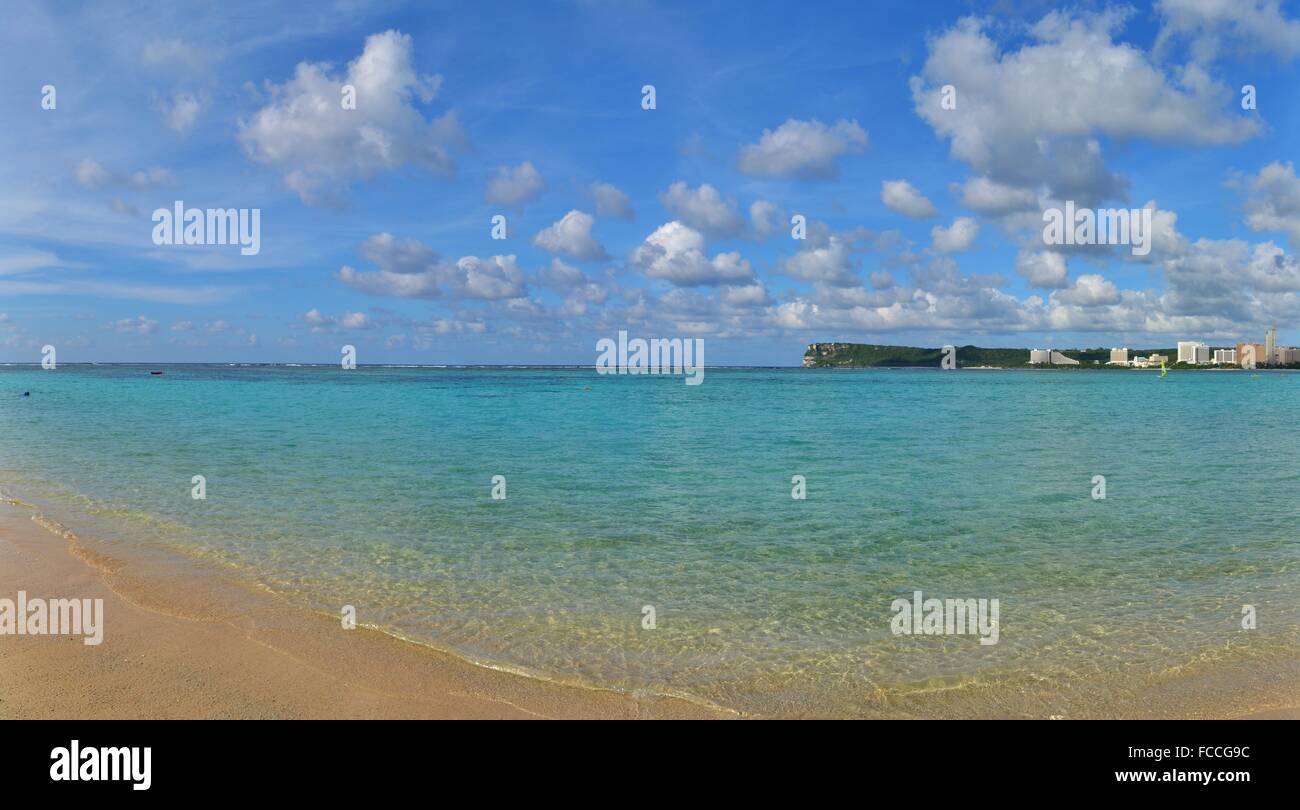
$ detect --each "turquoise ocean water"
[1,364,1296,716]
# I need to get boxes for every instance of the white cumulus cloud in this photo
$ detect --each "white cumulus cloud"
[659,181,745,236]
[531,210,609,261]
[485,161,544,207]
[910,11,1261,205]
[1243,161,1300,248]
[931,217,980,252]
[630,221,755,287]
[881,180,937,219]
[1016,251,1070,289]
[238,30,466,206]
[737,118,867,179]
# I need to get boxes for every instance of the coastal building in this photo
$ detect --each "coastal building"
[1131,353,1168,368]
[1237,342,1265,368]
[1278,347,1300,365]
[1213,348,1237,365]
[1109,348,1129,365]
[1028,349,1079,366]
[1177,341,1209,364]
[1266,325,1277,365]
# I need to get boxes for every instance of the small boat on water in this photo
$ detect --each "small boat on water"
[149,371,164,376]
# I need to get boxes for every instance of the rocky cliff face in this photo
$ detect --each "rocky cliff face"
[803,342,850,367]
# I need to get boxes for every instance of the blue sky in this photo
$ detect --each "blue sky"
[2,0,1300,364]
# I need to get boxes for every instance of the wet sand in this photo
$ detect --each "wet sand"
[0,502,728,719]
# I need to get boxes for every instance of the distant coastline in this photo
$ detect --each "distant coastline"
[803,342,1300,370]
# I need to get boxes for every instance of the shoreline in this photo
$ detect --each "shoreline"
[0,500,730,719]
[2,497,1297,720]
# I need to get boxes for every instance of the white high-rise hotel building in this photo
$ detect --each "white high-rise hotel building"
[1177,341,1209,364]
[1213,348,1237,365]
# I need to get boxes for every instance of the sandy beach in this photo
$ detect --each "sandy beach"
[2,496,1297,720]
[0,501,728,719]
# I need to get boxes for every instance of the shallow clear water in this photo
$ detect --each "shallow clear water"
[1,365,1296,715]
